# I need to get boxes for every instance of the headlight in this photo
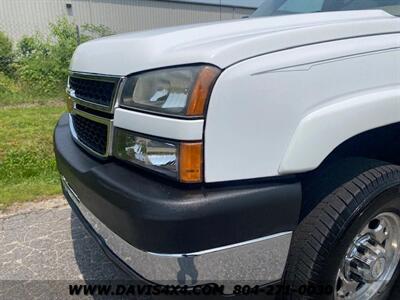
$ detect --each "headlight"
[114,128,203,183]
[120,65,221,117]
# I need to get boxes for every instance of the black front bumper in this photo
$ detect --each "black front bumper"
[55,113,302,254]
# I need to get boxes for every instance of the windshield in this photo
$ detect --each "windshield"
[251,0,400,17]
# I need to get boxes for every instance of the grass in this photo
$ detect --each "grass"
[0,93,65,107]
[1,72,66,108]
[0,103,65,209]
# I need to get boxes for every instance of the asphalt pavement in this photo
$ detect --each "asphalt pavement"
[1,198,399,299]
[0,199,129,299]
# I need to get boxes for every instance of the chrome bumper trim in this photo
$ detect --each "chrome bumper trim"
[62,176,292,286]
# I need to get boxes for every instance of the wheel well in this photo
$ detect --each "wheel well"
[298,122,400,220]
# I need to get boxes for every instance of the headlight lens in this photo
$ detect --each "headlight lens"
[120,65,220,117]
[114,129,203,183]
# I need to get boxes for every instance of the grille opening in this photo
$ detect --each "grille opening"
[72,114,108,155]
[69,77,116,107]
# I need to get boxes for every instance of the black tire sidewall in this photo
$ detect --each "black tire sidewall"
[323,184,400,299]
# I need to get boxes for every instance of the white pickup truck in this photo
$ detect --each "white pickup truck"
[55,1,400,299]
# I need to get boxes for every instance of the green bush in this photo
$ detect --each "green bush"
[17,35,49,57]
[16,18,78,95]
[0,72,20,98]
[81,23,114,39]
[15,18,114,96]
[1,18,113,101]
[0,31,14,76]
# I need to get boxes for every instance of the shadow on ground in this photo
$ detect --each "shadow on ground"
[70,211,129,281]
[70,210,400,299]
[0,203,398,299]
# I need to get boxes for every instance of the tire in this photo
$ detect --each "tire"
[284,162,400,300]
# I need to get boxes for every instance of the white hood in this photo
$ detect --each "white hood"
[70,10,399,76]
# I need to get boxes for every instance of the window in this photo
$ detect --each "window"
[251,0,400,17]
[278,0,324,13]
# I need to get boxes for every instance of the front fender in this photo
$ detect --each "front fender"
[204,35,400,182]
[279,86,400,174]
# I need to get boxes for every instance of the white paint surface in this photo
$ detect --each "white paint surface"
[205,36,400,182]
[70,10,398,75]
[114,109,204,141]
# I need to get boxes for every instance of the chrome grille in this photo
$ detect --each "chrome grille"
[68,73,124,158]
[71,114,108,156]
[68,76,116,107]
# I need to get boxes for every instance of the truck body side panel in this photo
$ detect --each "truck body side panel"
[205,34,400,182]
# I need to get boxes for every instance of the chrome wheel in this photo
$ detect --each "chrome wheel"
[336,212,400,299]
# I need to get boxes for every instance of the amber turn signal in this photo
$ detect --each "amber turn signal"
[187,66,221,116]
[179,142,203,183]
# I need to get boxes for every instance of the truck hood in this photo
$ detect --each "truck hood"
[70,10,399,76]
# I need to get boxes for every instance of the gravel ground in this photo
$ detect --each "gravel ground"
[0,198,129,299]
[0,198,399,299]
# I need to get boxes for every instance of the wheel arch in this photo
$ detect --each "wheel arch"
[297,117,400,219]
[279,86,400,175]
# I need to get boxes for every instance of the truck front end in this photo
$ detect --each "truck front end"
[54,19,303,287]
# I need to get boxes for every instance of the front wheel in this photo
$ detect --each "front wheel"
[284,164,400,299]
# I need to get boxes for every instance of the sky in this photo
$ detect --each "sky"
[167,0,265,9]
